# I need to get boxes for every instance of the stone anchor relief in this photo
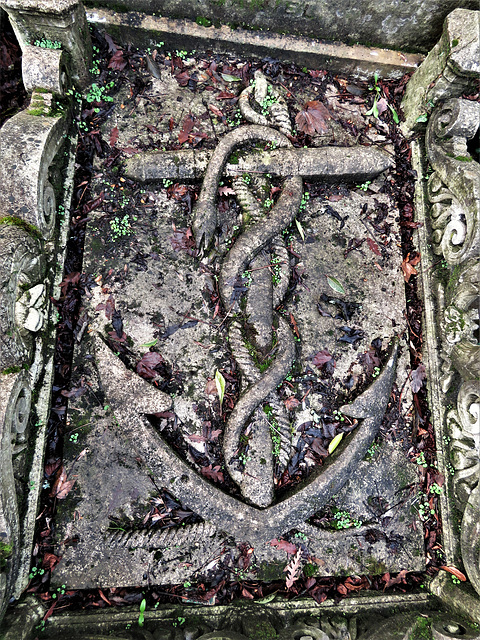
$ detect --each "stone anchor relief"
[53,71,423,589]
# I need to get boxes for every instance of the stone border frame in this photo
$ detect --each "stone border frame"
[0,3,479,637]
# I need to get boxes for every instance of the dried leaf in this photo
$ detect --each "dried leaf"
[295,100,332,135]
[401,253,421,282]
[208,104,224,118]
[284,396,300,410]
[108,49,127,71]
[328,432,344,454]
[440,566,467,581]
[284,548,302,588]
[201,464,224,483]
[295,218,305,241]
[50,467,76,500]
[215,370,226,408]
[206,378,217,395]
[410,364,426,393]
[269,538,298,554]
[136,351,165,379]
[383,569,408,589]
[312,350,333,367]
[218,185,236,196]
[109,126,119,147]
[178,115,194,144]
[366,238,381,255]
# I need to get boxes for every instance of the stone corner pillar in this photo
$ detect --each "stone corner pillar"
[0,0,92,89]
[400,8,480,138]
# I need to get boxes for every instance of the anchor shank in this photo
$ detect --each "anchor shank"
[125,146,393,183]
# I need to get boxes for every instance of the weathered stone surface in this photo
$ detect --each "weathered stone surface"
[401,9,480,137]
[21,45,67,95]
[85,0,476,53]
[1,0,92,87]
[87,8,422,81]
[0,111,67,238]
[53,65,422,589]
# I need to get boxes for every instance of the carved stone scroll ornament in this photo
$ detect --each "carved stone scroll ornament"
[437,259,480,393]
[0,225,46,370]
[425,98,480,266]
[0,224,46,619]
[0,111,67,240]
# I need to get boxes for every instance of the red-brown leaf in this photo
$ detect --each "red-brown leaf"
[50,467,76,500]
[401,253,421,282]
[269,538,297,554]
[366,238,381,255]
[109,126,119,147]
[284,396,300,410]
[208,104,224,118]
[312,350,333,367]
[136,351,165,379]
[295,100,332,135]
[440,566,467,581]
[201,465,224,483]
[178,115,194,144]
[108,49,127,71]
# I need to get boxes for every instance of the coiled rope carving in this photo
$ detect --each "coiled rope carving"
[193,76,302,506]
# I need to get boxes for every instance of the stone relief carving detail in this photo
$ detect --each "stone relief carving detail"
[425,98,480,266]
[427,99,480,256]
[88,72,400,544]
[425,99,480,596]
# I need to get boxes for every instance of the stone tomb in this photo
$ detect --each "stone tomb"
[53,68,424,589]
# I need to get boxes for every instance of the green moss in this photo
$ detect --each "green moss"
[364,557,388,575]
[27,107,48,116]
[0,542,13,569]
[0,216,42,240]
[196,16,213,27]
[2,365,22,375]
[409,616,431,640]
[451,38,459,47]
[303,562,317,577]
[256,560,286,580]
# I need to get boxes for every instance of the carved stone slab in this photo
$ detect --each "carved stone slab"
[52,66,423,589]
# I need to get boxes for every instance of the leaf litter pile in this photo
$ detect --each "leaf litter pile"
[23,27,465,624]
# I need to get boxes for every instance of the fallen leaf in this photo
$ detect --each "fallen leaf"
[401,253,421,282]
[284,548,302,588]
[136,351,165,379]
[284,396,300,410]
[218,185,236,196]
[366,238,381,255]
[312,350,333,367]
[215,370,226,408]
[216,91,236,100]
[269,538,298,554]
[208,104,224,118]
[205,378,217,395]
[383,569,408,589]
[109,126,119,147]
[178,115,194,144]
[221,73,242,82]
[108,49,127,71]
[326,275,345,295]
[328,432,344,454]
[201,464,224,483]
[50,467,76,500]
[295,100,332,135]
[411,364,426,393]
[440,566,466,581]
[376,97,388,115]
